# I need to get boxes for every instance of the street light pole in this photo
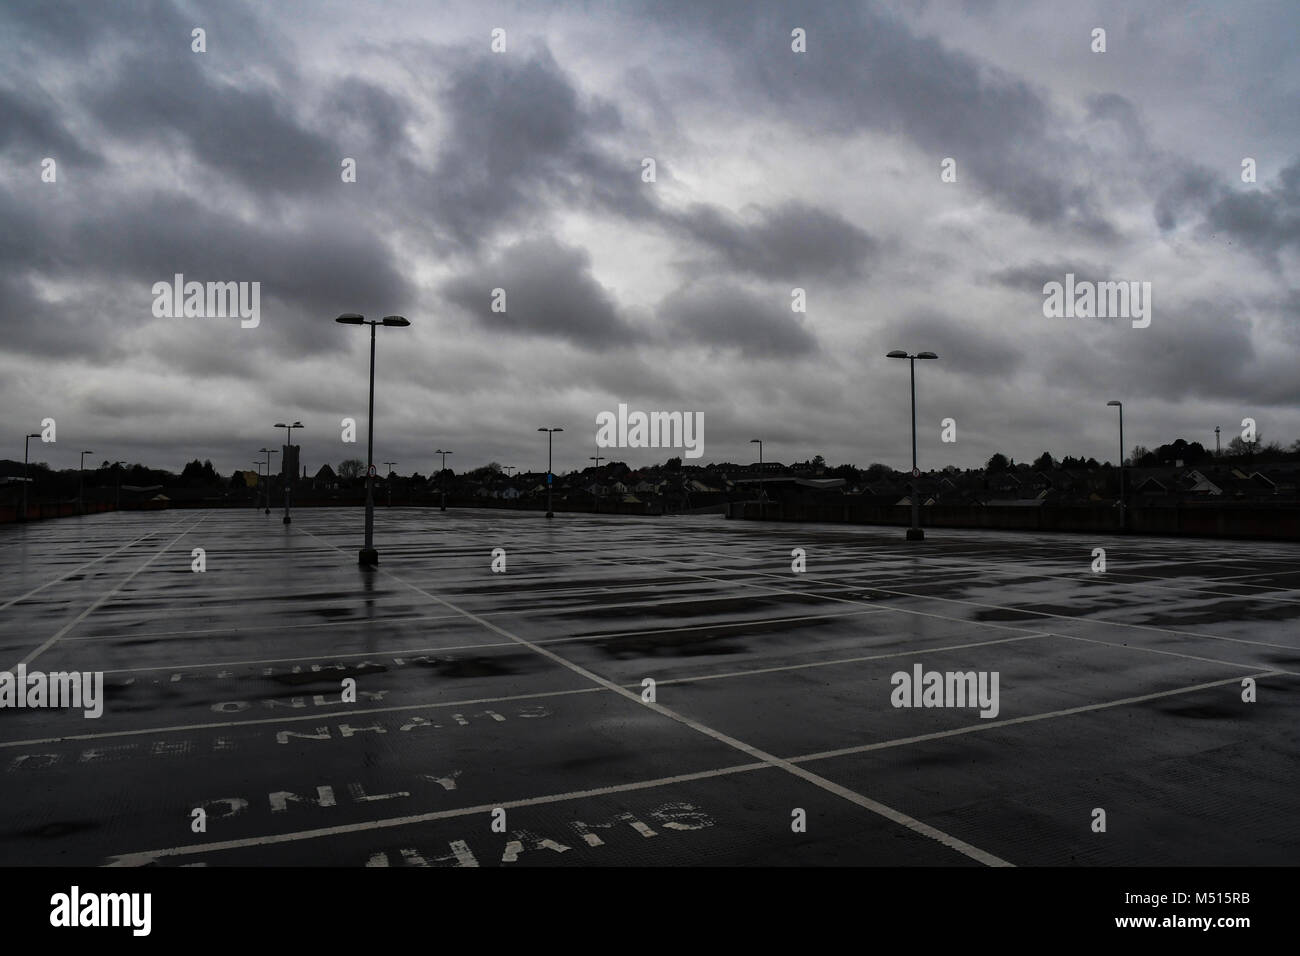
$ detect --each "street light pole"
[79,450,94,515]
[1215,425,1221,458]
[274,421,303,523]
[258,448,277,514]
[22,432,40,521]
[1107,400,1125,531]
[538,427,563,518]
[383,462,396,507]
[887,350,939,541]
[336,313,410,567]
[750,439,764,520]
[435,449,452,511]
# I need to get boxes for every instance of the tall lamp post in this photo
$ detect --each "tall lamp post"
[258,448,277,514]
[435,449,453,511]
[274,421,304,524]
[750,439,765,520]
[21,432,40,521]
[79,450,94,515]
[1107,400,1125,531]
[382,462,397,508]
[336,313,410,567]
[1214,425,1221,458]
[887,349,939,541]
[538,427,563,518]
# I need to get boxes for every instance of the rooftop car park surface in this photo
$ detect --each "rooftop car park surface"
[1,508,1296,866]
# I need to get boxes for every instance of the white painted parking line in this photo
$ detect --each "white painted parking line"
[0,630,1056,746]
[0,514,192,613]
[92,607,885,674]
[641,553,1300,653]
[99,666,1277,867]
[9,514,208,671]
[299,529,1013,868]
[104,762,769,866]
[790,671,1281,764]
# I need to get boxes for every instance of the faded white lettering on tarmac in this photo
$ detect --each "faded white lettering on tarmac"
[363,802,715,866]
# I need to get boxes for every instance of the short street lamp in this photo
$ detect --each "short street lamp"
[21,432,40,521]
[435,449,453,511]
[258,447,277,514]
[274,420,304,524]
[1107,400,1126,531]
[887,349,939,541]
[336,313,411,567]
[538,427,563,518]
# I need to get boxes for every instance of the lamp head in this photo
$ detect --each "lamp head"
[917,351,939,360]
[335,313,364,325]
[381,315,410,327]
[886,350,908,359]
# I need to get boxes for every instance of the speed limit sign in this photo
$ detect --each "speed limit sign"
[368,465,378,477]
[911,467,920,478]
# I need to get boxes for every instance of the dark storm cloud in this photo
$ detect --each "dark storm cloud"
[658,279,818,358]
[0,87,101,169]
[641,0,1117,237]
[1046,297,1261,404]
[1204,157,1300,261]
[441,236,646,349]
[989,259,1111,294]
[322,78,417,159]
[672,200,876,282]
[412,42,874,281]
[1152,165,1221,232]
[882,309,1024,376]
[0,181,412,362]
[86,52,340,198]
[422,45,655,250]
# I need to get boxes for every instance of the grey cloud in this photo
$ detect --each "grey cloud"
[673,200,876,281]
[989,259,1111,294]
[1204,157,1300,261]
[441,236,646,349]
[883,309,1024,376]
[658,279,818,358]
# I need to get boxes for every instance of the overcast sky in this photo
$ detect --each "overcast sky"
[3,0,1298,476]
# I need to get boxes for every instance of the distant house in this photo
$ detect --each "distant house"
[313,464,338,490]
[1179,469,1222,496]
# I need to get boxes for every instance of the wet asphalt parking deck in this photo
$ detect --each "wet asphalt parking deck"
[1,507,1297,866]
